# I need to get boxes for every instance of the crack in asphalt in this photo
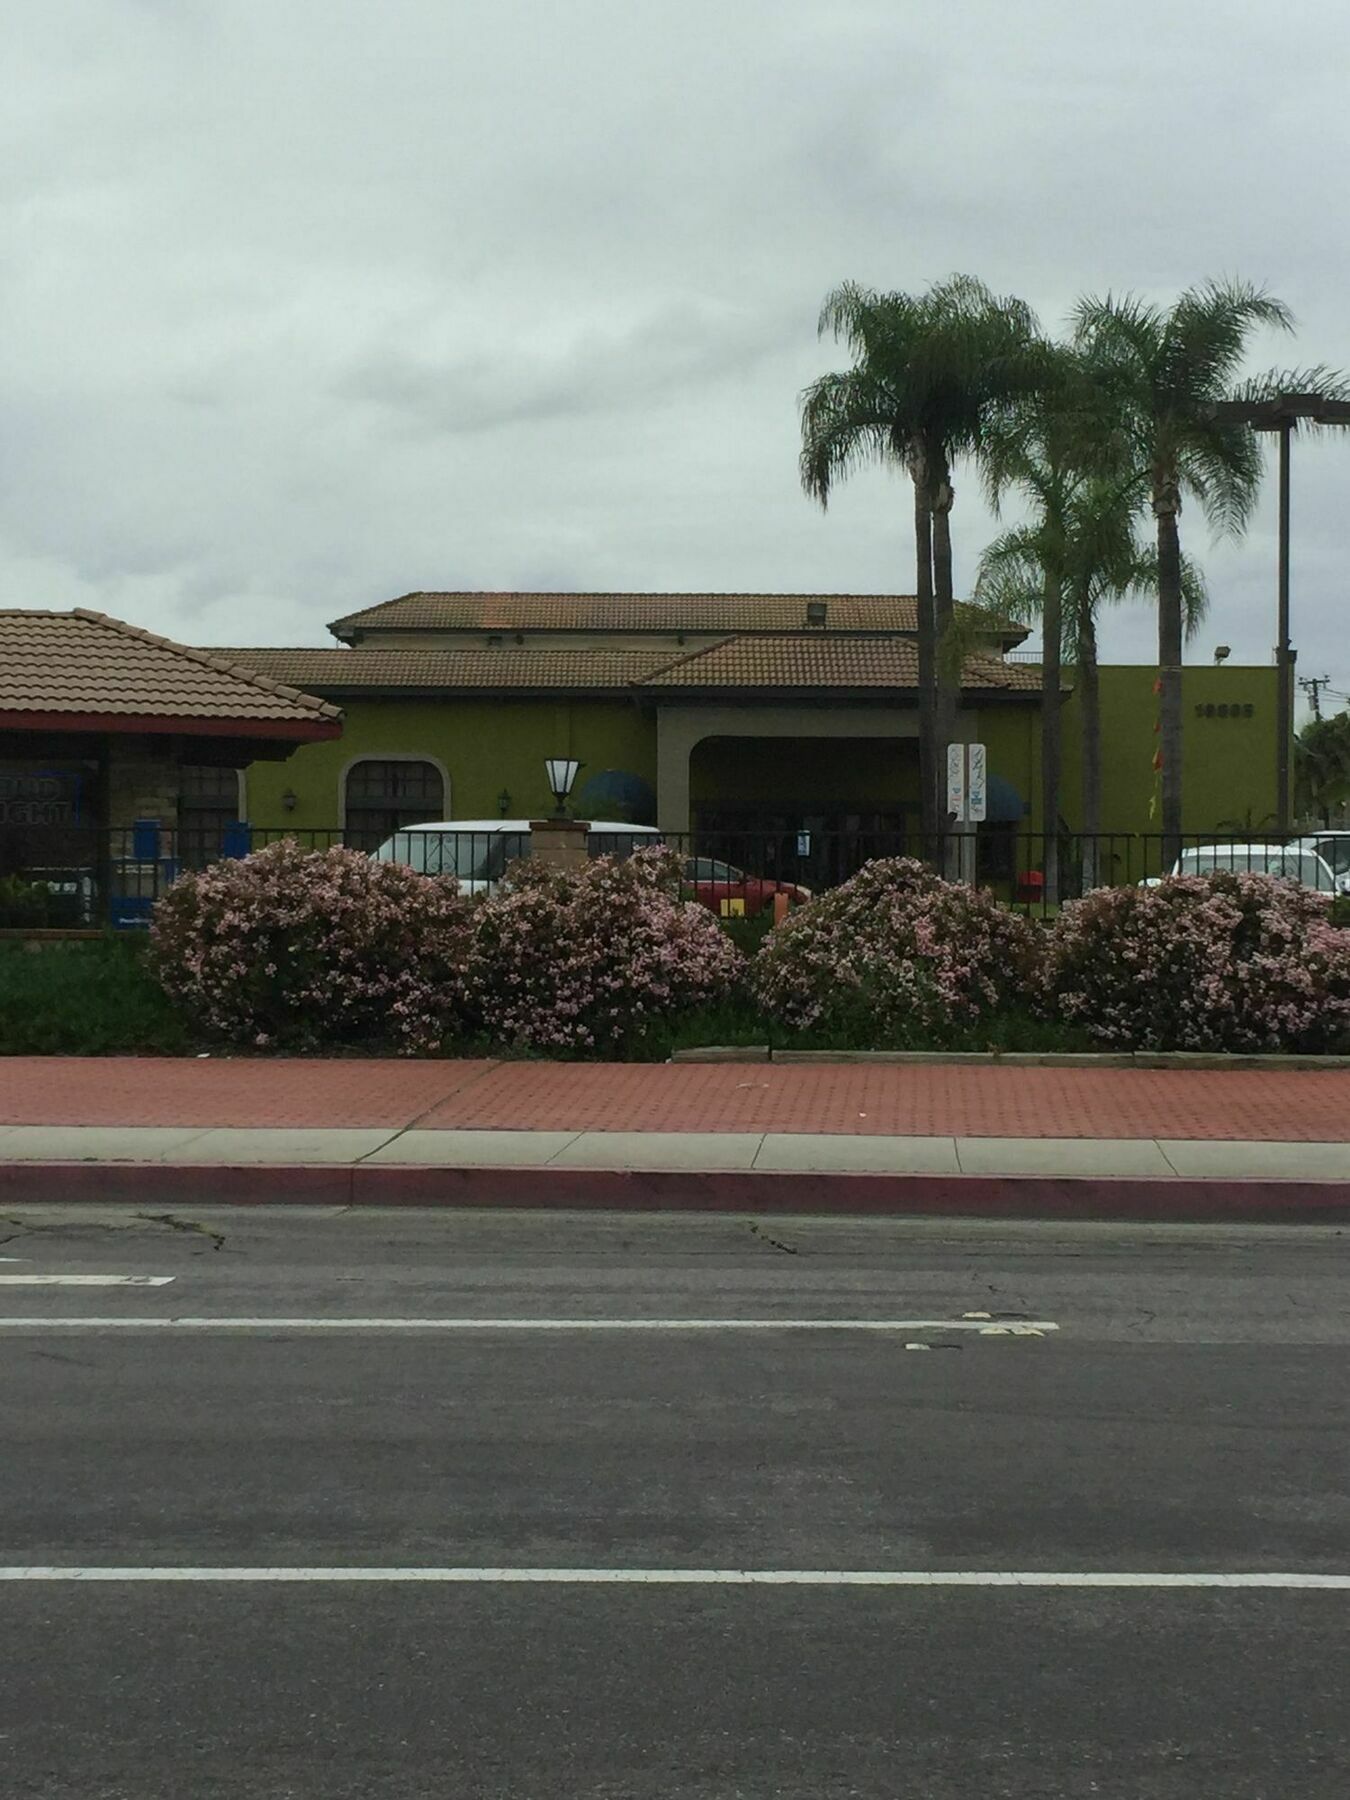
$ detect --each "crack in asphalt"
[746,1222,798,1255]
[134,1212,228,1252]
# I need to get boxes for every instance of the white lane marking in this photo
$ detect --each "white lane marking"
[0,1316,1058,1332]
[0,1567,1343,1588]
[0,1276,175,1287]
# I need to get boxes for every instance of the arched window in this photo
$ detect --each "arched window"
[344,759,446,852]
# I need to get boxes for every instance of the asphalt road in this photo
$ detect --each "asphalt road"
[0,1203,1347,1798]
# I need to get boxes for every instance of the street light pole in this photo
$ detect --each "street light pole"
[1211,390,1350,835]
[1276,418,1292,835]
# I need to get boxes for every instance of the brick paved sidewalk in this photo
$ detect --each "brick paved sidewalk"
[2,1056,1347,1141]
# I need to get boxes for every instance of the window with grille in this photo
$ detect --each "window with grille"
[178,766,243,866]
[344,760,445,851]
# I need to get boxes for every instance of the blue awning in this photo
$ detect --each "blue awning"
[985,774,1027,824]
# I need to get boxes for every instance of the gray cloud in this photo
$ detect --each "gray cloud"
[1,0,1347,696]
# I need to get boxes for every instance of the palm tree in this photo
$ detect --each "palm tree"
[1072,281,1294,861]
[801,275,1040,847]
[979,345,1107,903]
[977,477,1207,890]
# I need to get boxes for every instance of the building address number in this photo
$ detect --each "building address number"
[1195,703,1255,719]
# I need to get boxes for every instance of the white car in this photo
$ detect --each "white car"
[1143,843,1348,894]
[373,819,662,892]
[1297,831,1350,888]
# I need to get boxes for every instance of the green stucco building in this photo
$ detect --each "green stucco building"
[216,589,1285,890]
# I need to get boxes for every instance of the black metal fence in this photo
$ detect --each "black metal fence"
[0,821,1338,929]
[0,825,345,930]
[658,828,1345,917]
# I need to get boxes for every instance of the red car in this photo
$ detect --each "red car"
[682,857,811,918]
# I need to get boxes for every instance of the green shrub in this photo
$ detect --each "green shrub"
[0,938,192,1054]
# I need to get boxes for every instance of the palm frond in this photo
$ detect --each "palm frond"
[1177,424,1265,537]
[973,526,1049,626]
[798,368,908,507]
[816,281,882,350]
[1071,291,1165,372]
[802,274,1043,517]
[1165,279,1295,400]
[1229,364,1350,436]
[1179,553,1209,638]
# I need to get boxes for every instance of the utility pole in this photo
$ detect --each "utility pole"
[1300,675,1328,722]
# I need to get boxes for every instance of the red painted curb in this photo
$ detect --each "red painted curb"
[0,1162,354,1208]
[1,1160,1348,1222]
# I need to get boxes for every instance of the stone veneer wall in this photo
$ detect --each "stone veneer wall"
[105,739,183,831]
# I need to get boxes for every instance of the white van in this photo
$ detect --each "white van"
[1142,843,1348,894]
[372,819,662,893]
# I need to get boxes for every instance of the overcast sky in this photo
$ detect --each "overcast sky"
[4,0,1349,703]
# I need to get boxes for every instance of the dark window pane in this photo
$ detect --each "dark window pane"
[179,766,240,804]
[345,761,445,850]
[178,767,242,867]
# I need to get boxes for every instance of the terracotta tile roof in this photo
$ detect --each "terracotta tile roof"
[637,634,1045,693]
[0,610,342,734]
[209,647,678,691]
[217,638,1042,698]
[329,590,927,637]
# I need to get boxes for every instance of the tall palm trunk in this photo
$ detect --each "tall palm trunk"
[1078,602,1102,888]
[1154,471,1185,867]
[912,451,938,847]
[1040,567,1063,907]
[931,454,960,876]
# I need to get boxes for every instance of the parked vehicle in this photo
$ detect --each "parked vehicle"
[1297,831,1350,884]
[372,820,662,892]
[681,856,811,918]
[1142,843,1348,894]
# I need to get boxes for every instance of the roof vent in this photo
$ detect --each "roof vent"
[805,600,828,627]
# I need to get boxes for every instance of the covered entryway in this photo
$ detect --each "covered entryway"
[656,704,937,836]
[689,733,920,888]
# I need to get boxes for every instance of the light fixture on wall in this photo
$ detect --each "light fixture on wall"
[497,788,513,816]
[281,788,298,813]
[544,758,581,818]
[1214,646,1232,666]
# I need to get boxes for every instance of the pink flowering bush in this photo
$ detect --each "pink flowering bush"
[1047,872,1350,1053]
[751,858,1043,1043]
[149,839,473,1052]
[466,848,744,1053]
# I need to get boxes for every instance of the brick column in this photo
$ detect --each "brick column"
[529,819,590,873]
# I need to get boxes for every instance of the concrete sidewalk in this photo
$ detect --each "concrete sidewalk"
[0,1123,1343,1180]
[0,1055,1345,1218]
